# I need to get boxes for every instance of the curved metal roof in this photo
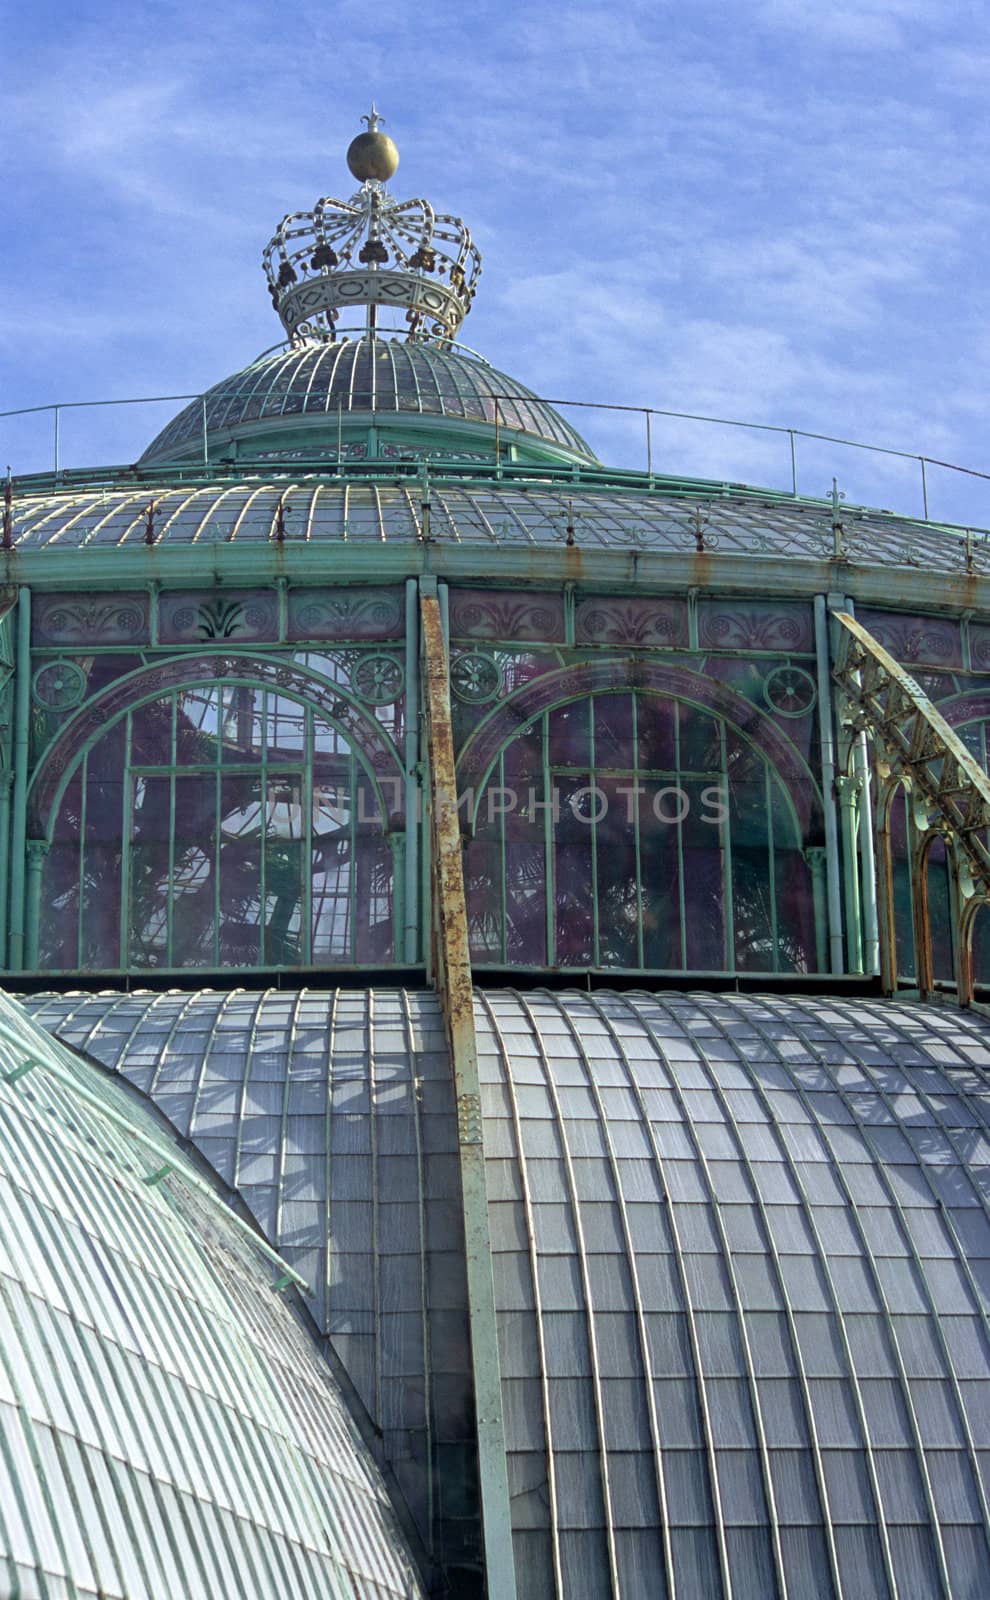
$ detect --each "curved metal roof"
[28,985,990,1600]
[9,475,978,573]
[140,338,595,463]
[0,985,425,1599]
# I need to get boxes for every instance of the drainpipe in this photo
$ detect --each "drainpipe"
[837,776,863,973]
[814,594,845,974]
[8,588,31,971]
[404,577,420,965]
[25,840,47,970]
[0,769,10,963]
[843,596,880,975]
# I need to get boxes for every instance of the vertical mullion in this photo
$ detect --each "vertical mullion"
[213,693,222,969]
[589,696,600,969]
[543,713,555,967]
[77,752,88,969]
[302,705,313,966]
[119,711,134,969]
[632,693,644,969]
[720,719,735,973]
[347,733,357,961]
[367,994,383,1427]
[167,694,177,968]
[259,691,268,963]
[766,763,779,972]
[499,751,508,965]
[675,704,687,970]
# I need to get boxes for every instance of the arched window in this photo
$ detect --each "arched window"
[463,690,819,974]
[41,682,395,972]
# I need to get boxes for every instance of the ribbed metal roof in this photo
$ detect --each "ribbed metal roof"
[140,339,594,463]
[28,985,990,1600]
[9,475,977,572]
[0,985,425,1599]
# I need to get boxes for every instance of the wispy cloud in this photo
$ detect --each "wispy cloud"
[2,0,988,526]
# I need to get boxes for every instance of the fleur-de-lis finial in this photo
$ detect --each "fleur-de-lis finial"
[362,105,383,133]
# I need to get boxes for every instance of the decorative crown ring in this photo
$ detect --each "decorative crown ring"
[262,112,482,345]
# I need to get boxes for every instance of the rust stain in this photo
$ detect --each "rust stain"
[420,593,474,1036]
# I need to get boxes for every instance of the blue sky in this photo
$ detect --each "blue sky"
[2,0,989,526]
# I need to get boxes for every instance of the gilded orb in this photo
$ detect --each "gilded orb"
[347,130,400,182]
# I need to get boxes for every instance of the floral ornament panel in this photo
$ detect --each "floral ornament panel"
[964,625,990,675]
[575,595,688,647]
[33,592,150,646]
[159,591,279,644]
[448,588,566,643]
[286,587,404,642]
[697,599,815,653]
[858,608,963,669]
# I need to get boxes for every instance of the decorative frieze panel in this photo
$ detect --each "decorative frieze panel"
[697,600,814,653]
[159,591,279,644]
[33,593,149,647]
[575,595,687,647]
[286,587,404,642]
[966,624,990,673]
[449,589,565,643]
[857,608,962,669]
[278,271,464,340]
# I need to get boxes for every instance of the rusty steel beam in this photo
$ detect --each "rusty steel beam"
[833,610,990,1004]
[420,584,518,1600]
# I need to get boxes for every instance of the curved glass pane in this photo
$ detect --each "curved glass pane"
[40,684,394,972]
[464,691,819,975]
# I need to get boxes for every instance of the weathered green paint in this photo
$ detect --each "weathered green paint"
[8,588,30,971]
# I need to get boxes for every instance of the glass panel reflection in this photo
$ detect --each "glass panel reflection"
[40,683,395,971]
[464,690,819,975]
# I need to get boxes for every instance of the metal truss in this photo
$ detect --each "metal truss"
[833,610,990,1004]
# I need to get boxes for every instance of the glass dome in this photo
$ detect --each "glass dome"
[141,336,596,465]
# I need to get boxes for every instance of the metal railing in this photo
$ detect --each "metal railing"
[4,360,990,532]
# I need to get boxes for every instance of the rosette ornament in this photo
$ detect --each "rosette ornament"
[262,110,482,345]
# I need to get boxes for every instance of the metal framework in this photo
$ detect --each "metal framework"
[833,609,990,1004]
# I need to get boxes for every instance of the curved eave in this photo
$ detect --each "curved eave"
[3,526,988,621]
[5,460,986,586]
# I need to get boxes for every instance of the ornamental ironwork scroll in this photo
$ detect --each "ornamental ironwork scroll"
[833,610,990,1005]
